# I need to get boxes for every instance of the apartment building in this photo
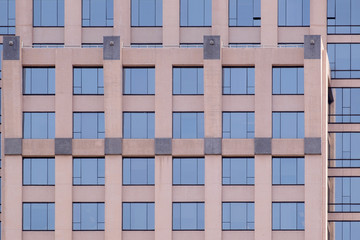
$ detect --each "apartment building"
[0,0,355,239]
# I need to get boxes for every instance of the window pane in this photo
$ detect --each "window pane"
[222,202,254,230]
[131,0,162,26]
[180,0,211,26]
[278,0,309,26]
[123,158,155,185]
[272,158,304,185]
[222,158,254,185]
[123,68,155,94]
[222,112,254,138]
[173,112,204,139]
[73,158,105,185]
[122,203,155,230]
[173,158,204,185]
[223,67,255,94]
[272,112,304,139]
[123,112,155,139]
[82,0,113,26]
[272,202,304,230]
[72,203,105,230]
[272,67,304,94]
[73,112,105,139]
[23,203,55,230]
[23,158,55,185]
[23,113,55,139]
[228,0,261,26]
[23,68,55,94]
[172,202,204,230]
[0,0,16,34]
[33,0,64,27]
[173,68,204,95]
[73,68,104,95]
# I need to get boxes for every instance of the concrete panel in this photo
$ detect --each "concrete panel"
[172,139,204,156]
[4,138,22,155]
[272,231,304,240]
[23,139,55,156]
[272,139,304,156]
[103,36,120,60]
[33,28,64,43]
[180,27,211,43]
[105,138,122,155]
[122,186,155,202]
[203,35,220,60]
[122,139,155,156]
[254,138,271,155]
[304,137,322,155]
[304,35,321,59]
[73,186,105,202]
[23,232,55,240]
[3,36,20,60]
[173,186,205,202]
[272,186,305,202]
[123,232,155,240]
[222,231,254,240]
[222,139,254,156]
[55,138,72,155]
[23,186,55,202]
[204,138,222,155]
[73,231,104,240]
[131,27,163,44]
[222,186,255,201]
[72,139,105,156]
[173,231,205,240]
[155,138,172,155]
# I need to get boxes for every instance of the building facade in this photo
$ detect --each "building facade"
[0,0,355,239]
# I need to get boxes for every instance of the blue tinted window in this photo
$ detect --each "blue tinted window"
[272,112,304,139]
[82,0,113,27]
[330,221,360,240]
[173,112,204,139]
[327,0,360,34]
[23,112,55,139]
[328,44,360,79]
[122,203,154,230]
[33,43,64,48]
[123,158,154,185]
[173,67,204,95]
[229,0,261,26]
[23,203,55,230]
[123,68,155,95]
[73,68,104,95]
[272,67,304,94]
[131,0,162,27]
[272,158,304,185]
[81,43,103,48]
[329,177,360,212]
[73,203,104,230]
[173,158,204,185]
[123,112,155,139]
[223,67,255,94]
[73,158,105,185]
[130,43,163,48]
[173,202,204,230]
[180,0,211,27]
[23,158,55,185]
[222,158,254,185]
[228,43,261,48]
[33,0,64,27]
[179,43,203,48]
[222,112,254,138]
[330,88,360,123]
[0,0,15,34]
[23,68,55,95]
[272,202,304,230]
[278,0,309,26]
[222,202,254,230]
[73,112,105,139]
[329,133,360,168]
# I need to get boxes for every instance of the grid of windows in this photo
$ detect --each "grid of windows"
[222,158,254,185]
[122,203,155,230]
[173,158,204,185]
[272,157,304,185]
[327,0,360,34]
[328,44,360,79]
[23,68,55,95]
[278,0,310,26]
[23,112,55,139]
[173,67,204,95]
[272,112,304,139]
[329,177,360,212]
[73,68,104,95]
[229,0,260,26]
[329,132,360,168]
[73,203,105,230]
[33,0,64,27]
[222,67,255,95]
[23,158,55,186]
[180,0,211,27]
[173,112,204,139]
[123,158,155,185]
[123,112,155,139]
[272,67,304,95]
[330,88,360,123]
[73,112,105,139]
[222,112,254,138]
[0,0,15,34]
[82,0,113,27]
[73,158,105,185]
[272,202,304,230]
[222,202,254,230]
[123,68,155,95]
[173,202,204,230]
[23,203,55,231]
[131,0,162,27]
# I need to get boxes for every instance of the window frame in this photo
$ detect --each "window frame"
[228,0,261,27]
[0,0,15,34]
[173,66,204,95]
[81,0,114,27]
[327,0,360,35]
[23,112,55,139]
[222,202,255,231]
[222,157,255,185]
[123,67,156,95]
[72,202,105,231]
[272,202,305,230]
[172,112,204,139]
[23,67,56,95]
[272,111,304,139]
[73,112,105,139]
[272,157,305,185]
[272,66,304,95]
[130,0,163,27]
[328,176,360,213]
[73,158,105,186]
[180,0,212,27]
[23,202,55,231]
[172,157,205,186]
[222,111,255,139]
[222,66,255,95]
[33,0,65,27]
[278,0,310,27]
[123,112,155,139]
[73,67,104,95]
[122,157,155,186]
[23,158,55,186]
[122,202,155,231]
[172,202,205,231]
[328,132,360,168]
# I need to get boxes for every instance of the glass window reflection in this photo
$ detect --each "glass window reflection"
[173,158,204,185]
[222,112,254,138]
[327,0,360,34]
[23,158,55,185]
[73,68,104,95]
[222,158,254,185]
[329,177,360,212]
[329,132,360,168]
[328,44,360,79]
[23,68,55,95]
[229,0,261,26]
[33,0,64,27]
[223,67,255,94]
[0,0,15,34]
[82,0,113,27]
[173,112,204,139]
[272,202,304,230]
[23,112,55,139]
[173,202,204,230]
[272,67,304,95]
[23,203,55,230]
[73,112,105,139]
[123,112,155,139]
[272,158,304,185]
[278,0,309,26]
[131,0,162,26]
[122,203,155,230]
[222,202,254,230]
[123,68,155,95]
[73,158,105,185]
[123,158,154,185]
[180,0,211,27]
[173,67,204,95]
[73,203,104,230]
[272,112,304,139]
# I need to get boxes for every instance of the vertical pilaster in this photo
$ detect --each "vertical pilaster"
[310,0,327,37]
[116,0,131,45]
[261,0,278,45]
[2,36,22,240]
[16,0,33,46]
[254,49,273,240]
[64,0,81,46]
[163,0,180,46]
[212,0,228,45]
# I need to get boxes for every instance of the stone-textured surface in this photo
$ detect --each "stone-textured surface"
[204,138,222,155]
[103,36,120,60]
[3,36,20,60]
[5,138,22,155]
[304,35,321,59]
[155,138,172,155]
[105,138,122,155]
[304,138,321,155]
[55,138,72,155]
[204,35,220,60]
[254,138,272,155]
